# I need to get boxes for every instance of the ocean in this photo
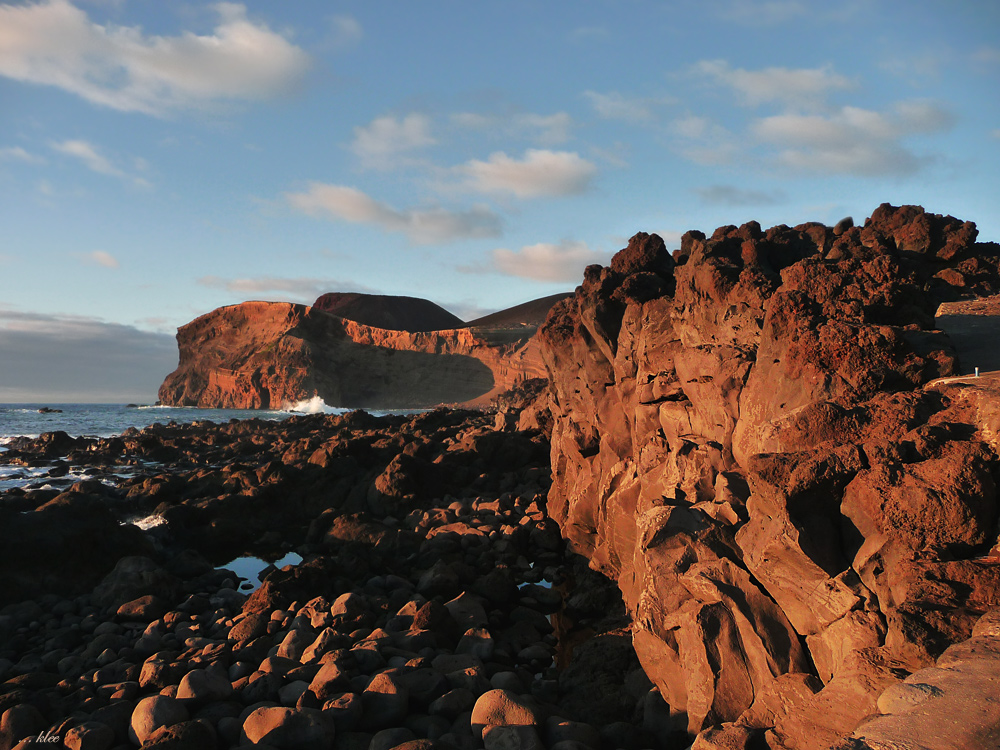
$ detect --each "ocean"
[0,399,357,588]
[0,396,411,496]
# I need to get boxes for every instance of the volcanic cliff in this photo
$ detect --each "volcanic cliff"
[536,203,1000,746]
[158,294,568,410]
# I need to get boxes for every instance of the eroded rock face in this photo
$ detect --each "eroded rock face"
[158,301,552,409]
[538,204,1000,742]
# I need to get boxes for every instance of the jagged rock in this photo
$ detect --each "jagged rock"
[538,205,1000,740]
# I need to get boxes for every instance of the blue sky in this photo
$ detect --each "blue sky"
[1,0,998,401]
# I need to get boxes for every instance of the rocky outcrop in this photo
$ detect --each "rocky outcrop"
[538,204,1000,745]
[158,297,558,409]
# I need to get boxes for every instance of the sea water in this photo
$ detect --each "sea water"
[0,399,348,443]
[0,398,407,494]
[0,398,366,589]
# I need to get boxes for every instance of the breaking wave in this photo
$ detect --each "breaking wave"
[282,396,344,414]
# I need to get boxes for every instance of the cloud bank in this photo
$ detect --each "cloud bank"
[0,310,177,402]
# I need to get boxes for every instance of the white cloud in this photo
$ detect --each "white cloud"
[0,1,310,116]
[198,275,373,303]
[696,185,785,206]
[83,250,119,268]
[992,129,1000,139]
[459,149,596,198]
[351,114,435,169]
[696,60,852,107]
[285,182,502,244]
[584,90,675,123]
[490,241,609,282]
[0,310,177,402]
[752,101,956,176]
[0,145,44,163]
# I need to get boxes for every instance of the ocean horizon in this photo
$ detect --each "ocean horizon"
[0,398,359,442]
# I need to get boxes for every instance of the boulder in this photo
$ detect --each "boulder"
[129,696,190,745]
[241,706,332,750]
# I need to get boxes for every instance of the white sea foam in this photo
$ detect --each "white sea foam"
[283,396,336,414]
[128,514,168,531]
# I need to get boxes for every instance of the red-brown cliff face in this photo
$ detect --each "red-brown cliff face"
[537,204,1000,745]
[157,298,553,409]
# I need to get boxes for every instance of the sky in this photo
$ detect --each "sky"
[0,0,998,402]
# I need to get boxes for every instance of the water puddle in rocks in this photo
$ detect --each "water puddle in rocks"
[218,552,303,592]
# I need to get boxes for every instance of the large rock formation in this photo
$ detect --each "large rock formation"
[158,295,562,409]
[538,204,1000,746]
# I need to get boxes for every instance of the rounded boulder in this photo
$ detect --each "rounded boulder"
[241,706,332,750]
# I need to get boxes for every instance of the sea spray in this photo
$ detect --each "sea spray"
[281,395,343,414]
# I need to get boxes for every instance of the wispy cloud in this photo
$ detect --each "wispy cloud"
[0,145,44,164]
[458,149,596,198]
[198,275,373,303]
[326,14,362,50]
[695,185,785,206]
[351,114,435,169]
[695,60,852,107]
[752,101,956,176]
[584,90,675,123]
[451,111,574,146]
[972,46,1000,65]
[711,0,806,26]
[880,52,947,85]
[568,26,609,41]
[285,182,502,244]
[52,139,121,176]
[670,115,739,165]
[51,138,149,186]
[487,240,609,282]
[0,1,310,116]
[81,250,119,268]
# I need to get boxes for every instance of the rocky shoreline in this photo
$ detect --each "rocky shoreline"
[0,401,670,750]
